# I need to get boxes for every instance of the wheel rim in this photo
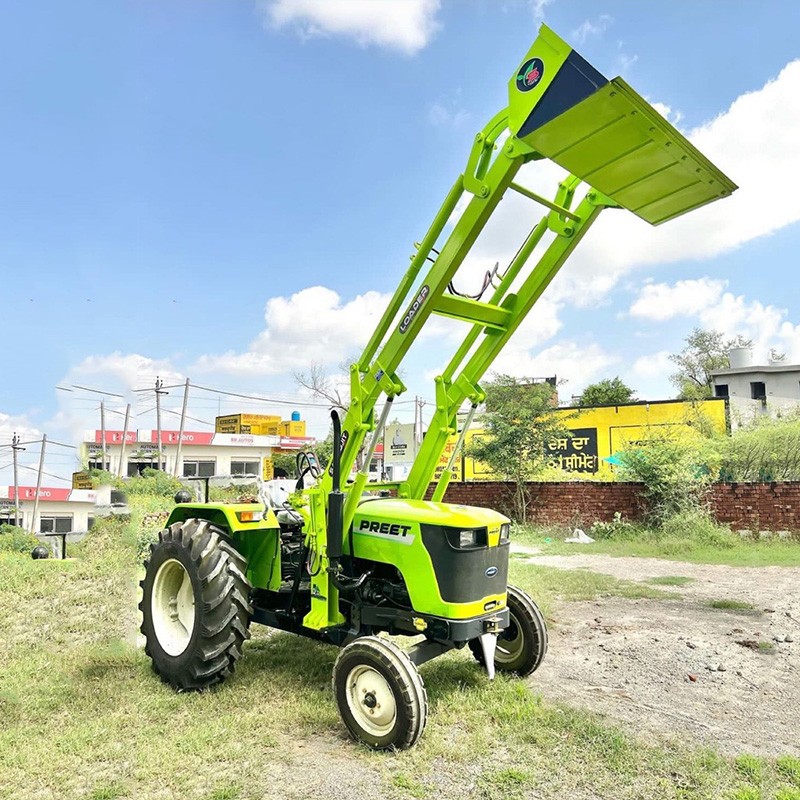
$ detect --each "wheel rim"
[345,665,397,737]
[151,558,196,656]
[496,614,524,665]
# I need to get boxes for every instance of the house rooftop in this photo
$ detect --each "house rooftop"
[711,363,800,377]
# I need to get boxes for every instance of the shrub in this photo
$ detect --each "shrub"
[720,413,800,481]
[0,524,44,554]
[616,430,719,526]
[660,509,736,548]
[137,527,160,563]
[123,469,183,497]
[589,512,647,541]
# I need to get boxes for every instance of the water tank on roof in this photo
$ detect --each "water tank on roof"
[291,411,301,421]
[728,347,753,368]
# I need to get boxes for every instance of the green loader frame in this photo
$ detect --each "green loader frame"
[139,25,736,750]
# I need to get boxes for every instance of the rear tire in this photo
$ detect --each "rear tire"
[332,636,427,750]
[139,518,252,691]
[469,585,547,677]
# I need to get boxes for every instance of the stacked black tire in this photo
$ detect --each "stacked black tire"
[139,519,252,690]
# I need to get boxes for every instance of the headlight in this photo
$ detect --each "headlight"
[499,523,511,542]
[236,510,264,522]
[459,529,478,547]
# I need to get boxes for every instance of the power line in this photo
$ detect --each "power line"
[17,463,69,482]
[191,383,331,407]
[71,385,124,398]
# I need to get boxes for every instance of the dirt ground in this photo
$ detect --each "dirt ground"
[520,548,800,757]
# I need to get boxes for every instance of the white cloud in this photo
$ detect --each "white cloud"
[650,101,681,128]
[530,0,553,21]
[571,14,612,45]
[629,278,727,321]
[631,350,672,379]
[428,101,470,128]
[698,293,800,361]
[491,339,616,396]
[262,0,441,54]
[63,353,185,395]
[629,277,800,364]
[0,411,41,447]
[192,286,392,377]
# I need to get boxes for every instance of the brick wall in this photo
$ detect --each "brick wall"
[426,481,800,531]
[709,482,800,531]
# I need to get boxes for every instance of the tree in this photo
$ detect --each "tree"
[467,375,566,523]
[669,328,753,400]
[579,377,636,407]
[294,361,349,413]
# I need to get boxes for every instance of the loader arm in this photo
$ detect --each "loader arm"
[304,24,736,631]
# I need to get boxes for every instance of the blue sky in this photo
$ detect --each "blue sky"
[1,0,799,485]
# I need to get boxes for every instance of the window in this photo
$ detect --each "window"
[40,516,73,533]
[88,459,110,472]
[714,384,729,398]
[231,460,260,476]
[750,381,766,400]
[183,460,216,478]
[127,460,165,477]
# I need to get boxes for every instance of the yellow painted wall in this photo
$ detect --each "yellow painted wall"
[462,399,726,480]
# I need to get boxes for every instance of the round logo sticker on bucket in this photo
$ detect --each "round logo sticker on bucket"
[516,57,544,92]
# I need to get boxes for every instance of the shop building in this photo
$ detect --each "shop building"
[81,428,316,479]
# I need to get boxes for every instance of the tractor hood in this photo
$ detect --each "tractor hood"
[354,497,509,530]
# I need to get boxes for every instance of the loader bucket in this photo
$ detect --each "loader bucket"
[508,26,737,225]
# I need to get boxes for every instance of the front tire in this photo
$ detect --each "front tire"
[469,585,548,677]
[332,637,428,750]
[139,518,252,691]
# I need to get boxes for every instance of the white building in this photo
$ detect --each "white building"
[711,348,800,428]
[81,428,317,479]
[0,485,97,556]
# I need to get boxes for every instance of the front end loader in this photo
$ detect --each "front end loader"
[139,24,735,750]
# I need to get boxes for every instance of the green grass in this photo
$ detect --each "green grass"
[708,599,758,612]
[512,525,800,567]
[2,511,799,800]
[646,575,694,586]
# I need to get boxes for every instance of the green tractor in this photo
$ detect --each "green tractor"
[139,24,735,750]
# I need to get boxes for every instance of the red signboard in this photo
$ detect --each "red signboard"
[94,430,137,444]
[278,437,316,450]
[150,431,215,445]
[7,487,73,502]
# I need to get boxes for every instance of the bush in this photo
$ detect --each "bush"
[659,509,736,548]
[0,524,44,554]
[123,469,183,497]
[137,527,160,563]
[589,512,647,541]
[720,413,800,481]
[616,430,718,526]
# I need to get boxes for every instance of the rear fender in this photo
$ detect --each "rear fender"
[166,502,279,535]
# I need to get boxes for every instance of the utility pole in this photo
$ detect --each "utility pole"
[414,396,425,447]
[155,377,168,472]
[31,434,46,534]
[100,400,107,471]
[118,404,131,478]
[174,378,190,477]
[11,433,24,528]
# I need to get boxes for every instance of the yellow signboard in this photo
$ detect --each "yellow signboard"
[215,414,282,434]
[72,471,93,490]
[462,399,726,480]
[433,435,463,482]
[262,458,274,481]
